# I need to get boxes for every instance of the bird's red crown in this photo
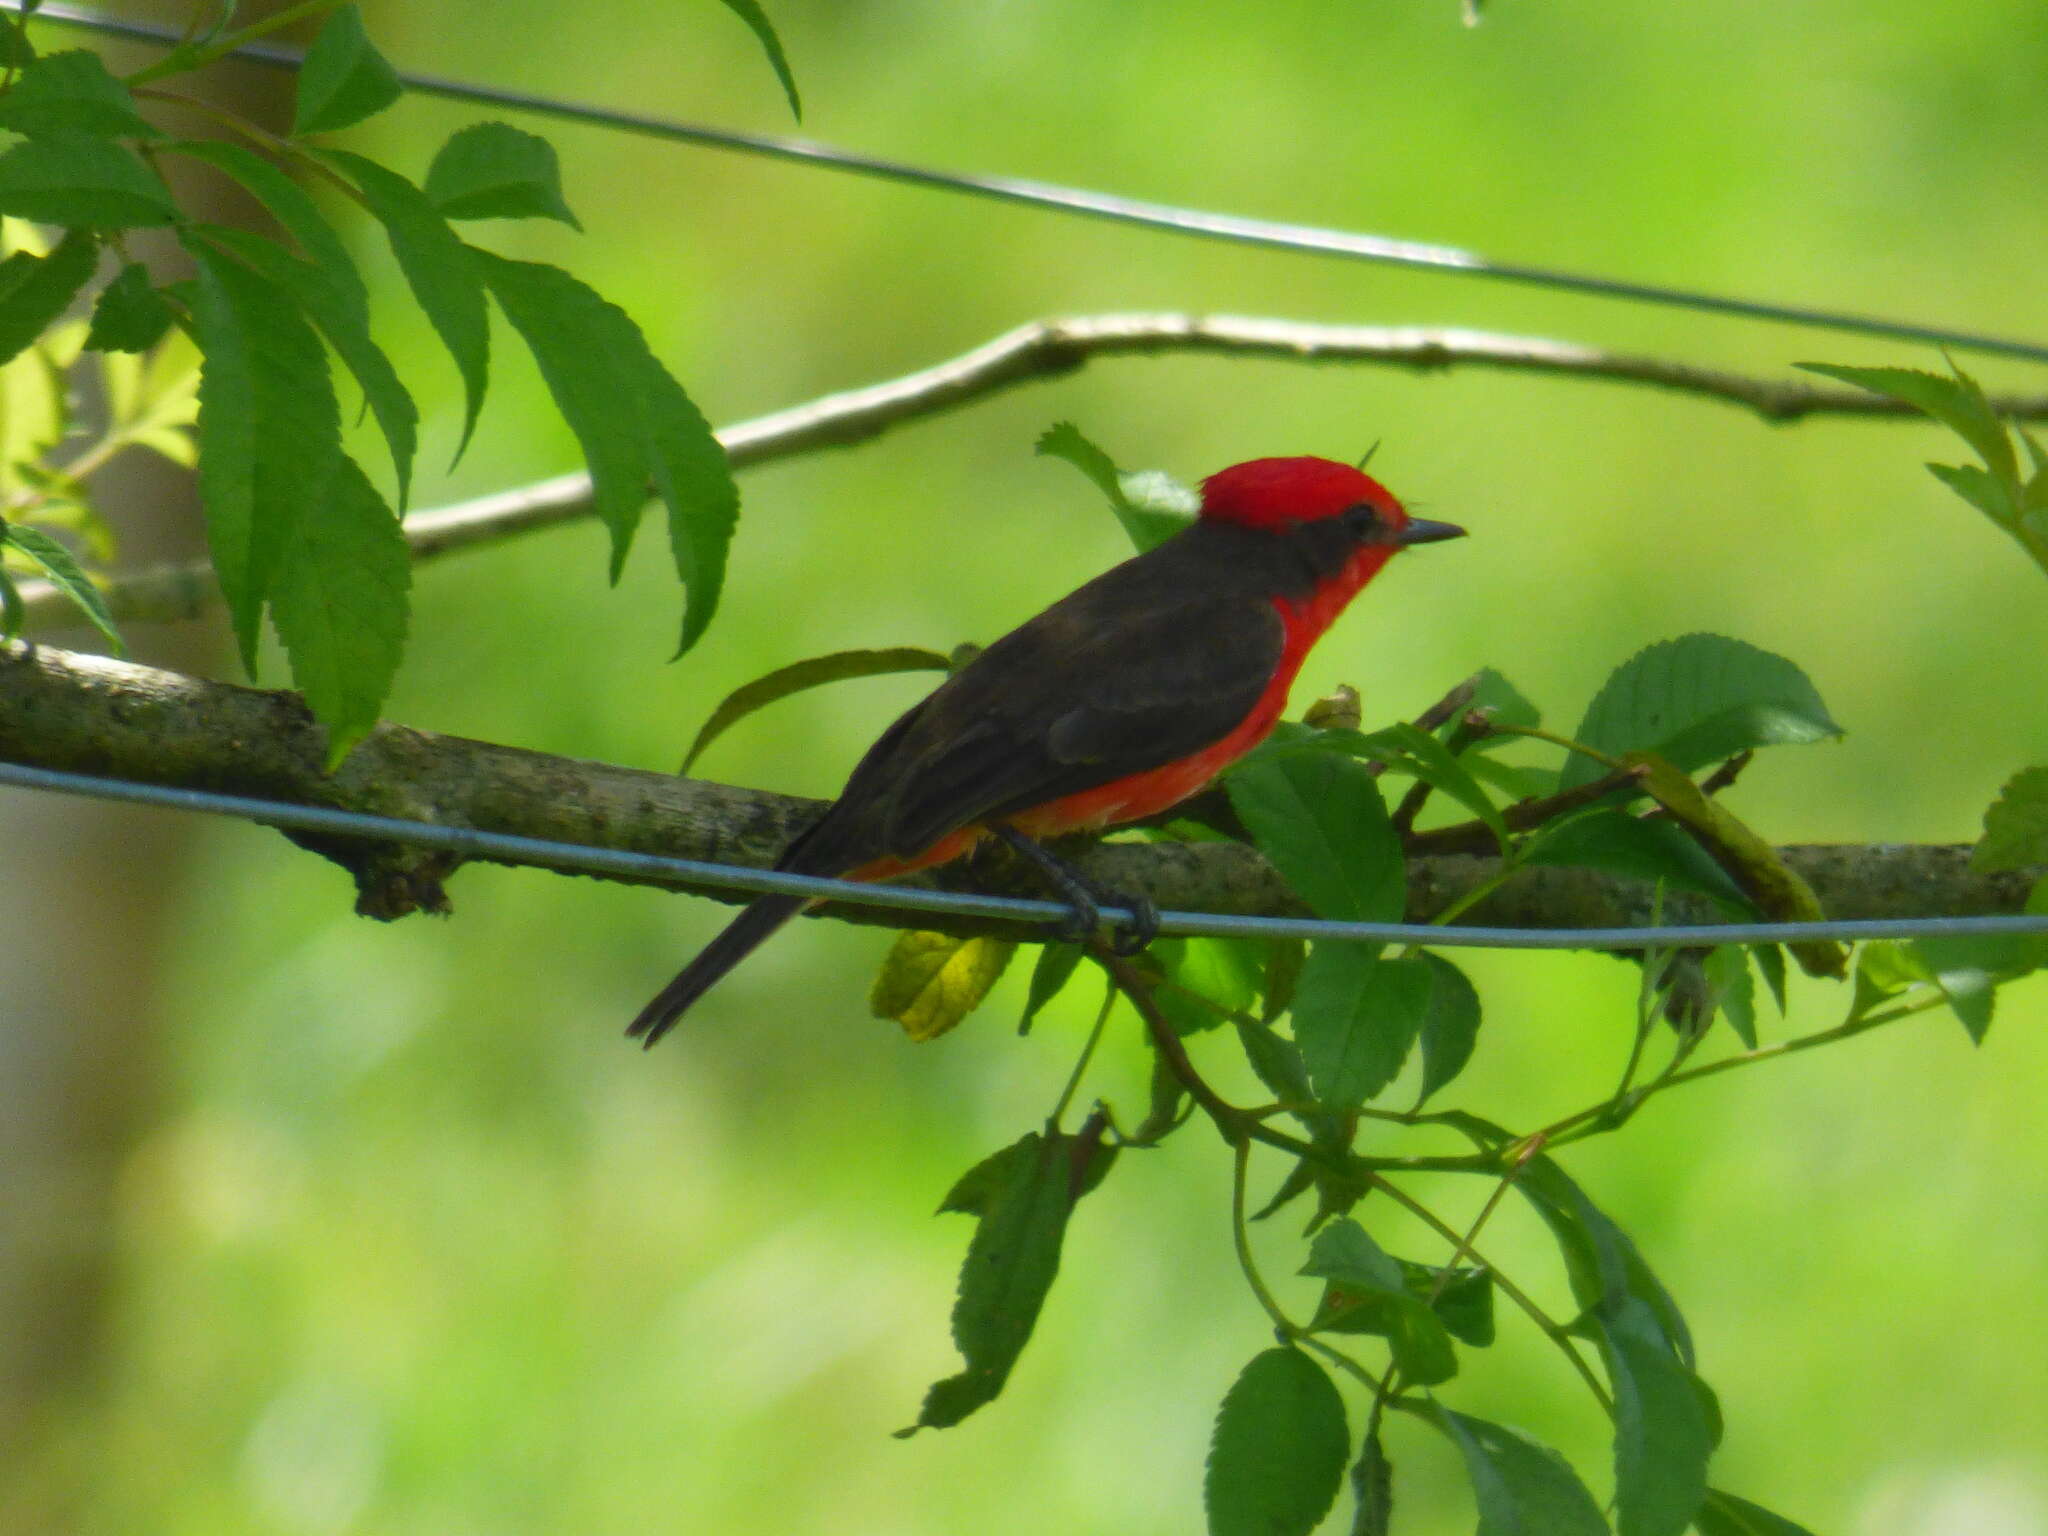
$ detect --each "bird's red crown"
[1198,456,1406,533]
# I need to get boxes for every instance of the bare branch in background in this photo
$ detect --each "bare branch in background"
[19,313,2048,633]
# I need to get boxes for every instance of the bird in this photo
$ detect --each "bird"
[628,454,1465,1045]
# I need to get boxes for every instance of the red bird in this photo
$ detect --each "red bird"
[629,455,1464,1044]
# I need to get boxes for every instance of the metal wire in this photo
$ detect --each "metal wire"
[21,1,2048,366]
[4,759,2043,951]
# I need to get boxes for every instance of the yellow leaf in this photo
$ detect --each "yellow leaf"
[870,929,1016,1042]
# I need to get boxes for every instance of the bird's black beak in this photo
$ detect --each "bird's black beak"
[1396,517,1467,546]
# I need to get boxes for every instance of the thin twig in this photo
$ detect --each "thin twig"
[21,313,2048,632]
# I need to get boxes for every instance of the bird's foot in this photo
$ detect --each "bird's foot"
[989,823,1159,955]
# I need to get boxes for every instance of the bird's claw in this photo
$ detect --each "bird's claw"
[1105,893,1160,956]
[1049,889,1101,945]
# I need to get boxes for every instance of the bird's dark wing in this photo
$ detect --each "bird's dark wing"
[866,586,1286,859]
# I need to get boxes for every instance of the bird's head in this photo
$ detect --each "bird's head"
[1198,456,1465,550]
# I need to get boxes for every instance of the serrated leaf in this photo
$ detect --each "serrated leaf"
[0,227,95,366]
[1354,720,1507,849]
[1150,934,1265,1035]
[1415,951,1482,1104]
[1972,767,2048,873]
[1034,422,1187,552]
[1598,1298,1715,1536]
[186,238,345,672]
[1349,1430,1393,1536]
[1400,1259,1495,1347]
[1019,942,1084,1034]
[84,260,172,352]
[1464,665,1540,739]
[425,122,580,228]
[870,930,1015,1041]
[1521,807,1751,913]
[292,4,401,135]
[1562,635,1839,792]
[1624,752,1844,979]
[1926,460,2014,523]
[1800,361,2017,490]
[0,133,175,227]
[168,141,368,310]
[200,225,416,507]
[1303,1219,1458,1385]
[1409,1403,1609,1536]
[1515,1155,1693,1367]
[3,522,122,652]
[0,49,158,139]
[1293,945,1430,1110]
[1700,946,1756,1047]
[1693,1489,1820,1536]
[268,452,409,766]
[1227,750,1403,922]
[316,149,488,461]
[716,0,802,119]
[1237,1015,1314,1108]
[474,250,738,653]
[903,1132,1091,1433]
[1205,1348,1349,1536]
[937,1127,1114,1217]
[681,645,949,772]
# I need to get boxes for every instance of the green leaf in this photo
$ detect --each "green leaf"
[168,141,369,311]
[1926,460,2013,523]
[1800,361,2017,491]
[1236,1015,1314,1110]
[1522,808,1750,913]
[1302,1219,1459,1385]
[0,228,96,366]
[1700,946,1756,1047]
[316,150,489,461]
[1409,1403,1609,1536]
[1414,952,1482,1104]
[1516,1155,1693,1366]
[681,645,949,772]
[84,260,172,352]
[1693,1489,1820,1536]
[937,1127,1114,1217]
[1150,935,1265,1035]
[1465,665,1541,738]
[1205,1348,1349,1536]
[186,238,345,672]
[0,49,158,139]
[1034,422,1188,552]
[425,122,580,228]
[1019,942,1084,1034]
[1399,1259,1495,1347]
[3,522,122,652]
[1972,766,2048,872]
[0,562,23,639]
[1912,917,2048,1044]
[200,226,416,508]
[474,250,738,654]
[292,3,402,135]
[869,930,1015,1042]
[1293,945,1430,1110]
[1349,1431,1394,1536]
[1598,1298,1715,1536]
[1754,942,1788,1014]
[903,1132,1092,1434]
[1562,635,1840,791]
[1227,750,1403,922]
[0,136,175,227]
[716,0,803,119]
[267,452,409,767]
[1353,720,1507,849]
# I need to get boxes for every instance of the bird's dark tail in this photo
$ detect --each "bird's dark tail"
[627,892,809,1047]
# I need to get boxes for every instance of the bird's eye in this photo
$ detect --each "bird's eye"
[1341,502,1384,537]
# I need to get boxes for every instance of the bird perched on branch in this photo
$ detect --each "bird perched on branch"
[629,454,1464,1045]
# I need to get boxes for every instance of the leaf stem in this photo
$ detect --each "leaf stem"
[126,0,354,86]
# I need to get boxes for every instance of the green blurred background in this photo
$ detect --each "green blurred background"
[7,1,2048,1531]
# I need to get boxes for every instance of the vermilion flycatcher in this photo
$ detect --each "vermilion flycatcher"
[630,455,1464,1043]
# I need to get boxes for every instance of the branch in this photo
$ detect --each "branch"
[21,313,2048,633]
[3,641,2036,935]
